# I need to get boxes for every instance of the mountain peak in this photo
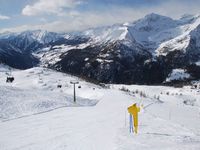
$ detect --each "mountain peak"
[179,14,200,24]
[144,13,172,21]
[145,13,162,18]
[133,13,175,28]
[181,14,195,19]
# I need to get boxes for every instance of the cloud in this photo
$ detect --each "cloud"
[22,0,83,16]
[0,8,146,33]
[0,14,10,20]
[1,0,200,33]
[149,0,200,18]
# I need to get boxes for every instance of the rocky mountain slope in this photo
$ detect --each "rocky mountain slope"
[1,13,200,84]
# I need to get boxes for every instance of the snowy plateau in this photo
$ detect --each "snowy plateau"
[0,13,200,150]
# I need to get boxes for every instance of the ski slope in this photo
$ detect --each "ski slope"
[0,67,200,150]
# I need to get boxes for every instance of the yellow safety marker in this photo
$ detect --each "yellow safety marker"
[128,103,140,134]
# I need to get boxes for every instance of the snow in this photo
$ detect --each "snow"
[35,43,91,66]
[155,15,200,56]
[96,58,113,63]
[81,13,200,56]
[195,61,200,66]
[0,30,63,49]
[0,67,200,150]
[19,30,62,44]
[0,64,12,72]
[84,58,89,61]
[0,86,98,121]
[0,67,99,121]
[166,69,191,82]
[82,13,181,52]
[156,34,191,56]
[83,25,130,44]
[96,58,103,63]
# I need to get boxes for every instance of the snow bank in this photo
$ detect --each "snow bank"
[195,61,200,66]
[0,86,98,121]
[166,69,191,82]
[0,67,101,121]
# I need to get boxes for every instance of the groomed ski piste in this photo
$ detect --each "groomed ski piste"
[0,65,200,150]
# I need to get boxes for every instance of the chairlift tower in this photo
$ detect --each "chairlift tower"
[70,81,79,103]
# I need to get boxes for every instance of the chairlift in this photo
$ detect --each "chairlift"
[57,84,62,88]
[6,76,14,83]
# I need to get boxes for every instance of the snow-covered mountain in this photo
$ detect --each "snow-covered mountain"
[0,30,66,69]
[81,13,200,56]
[1,13,200,84]
[82,13,178,49]
[0,30,63,44]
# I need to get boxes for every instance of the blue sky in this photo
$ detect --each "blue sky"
[0,0,200,33]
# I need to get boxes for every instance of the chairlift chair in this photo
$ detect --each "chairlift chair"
[6,76,14,83]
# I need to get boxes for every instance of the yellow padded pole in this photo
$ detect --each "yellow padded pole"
[128,103,140,134]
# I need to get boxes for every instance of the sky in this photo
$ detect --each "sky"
[0,0,200,33]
